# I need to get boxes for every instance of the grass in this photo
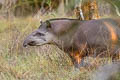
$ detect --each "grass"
[0,17,92,80]
[0,16,120,80]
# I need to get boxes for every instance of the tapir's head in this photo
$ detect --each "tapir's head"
[23,20,56,47]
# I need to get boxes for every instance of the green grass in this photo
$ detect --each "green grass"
[0,17,91,80]
[0,16,120,80]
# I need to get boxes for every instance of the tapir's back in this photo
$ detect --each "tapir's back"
[49,19,84,35]
[73,18,120,49]
[49,18,120,50]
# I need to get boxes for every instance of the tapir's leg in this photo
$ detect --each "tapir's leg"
[111,46,120,61]
[70,51,82,64]
[70,43,89,68]
[70,51,87,68]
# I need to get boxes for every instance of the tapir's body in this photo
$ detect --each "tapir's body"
[23,18,120,67]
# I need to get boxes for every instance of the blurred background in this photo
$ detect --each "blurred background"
[0,0,120,80]
[0,0,120,19]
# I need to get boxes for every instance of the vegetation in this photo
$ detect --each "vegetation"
[0,0,120,80]
[0,17,93,80]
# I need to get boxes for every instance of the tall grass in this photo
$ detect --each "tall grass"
[0,0,120,80]
[0,17,92,80]
[0,15,120,80]
[0,16,119,80]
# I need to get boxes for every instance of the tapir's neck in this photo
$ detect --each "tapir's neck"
[49,19,85,52]
[52,25,80,52]
[53,38,78,53]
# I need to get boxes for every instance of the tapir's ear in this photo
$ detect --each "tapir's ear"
[46,20,51,28]
[40,19,43,24]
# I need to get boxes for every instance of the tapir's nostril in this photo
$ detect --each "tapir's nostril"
[23,42,28,47]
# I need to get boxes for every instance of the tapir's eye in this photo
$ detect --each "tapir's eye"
[34,33,44,36]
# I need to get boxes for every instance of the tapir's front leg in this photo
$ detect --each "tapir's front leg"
[70,51,86,68]
[70,44,88,68]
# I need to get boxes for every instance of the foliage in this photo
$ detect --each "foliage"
[0,17,91,80]
[0,0,120,80]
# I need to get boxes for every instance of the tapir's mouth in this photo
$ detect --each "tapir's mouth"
[28,41,36,46]
[23,40,49,47]
[23,41,37,47]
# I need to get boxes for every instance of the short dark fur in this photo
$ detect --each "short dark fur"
[23,18,120,67]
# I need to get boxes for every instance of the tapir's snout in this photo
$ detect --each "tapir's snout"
[23,34,44,47]
[23,41,27,47]
[23,36,36,47]
[23,40,36,47]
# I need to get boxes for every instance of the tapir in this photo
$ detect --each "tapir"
[23,18,120,67]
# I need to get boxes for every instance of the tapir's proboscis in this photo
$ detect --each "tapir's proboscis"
[23,18,120,67]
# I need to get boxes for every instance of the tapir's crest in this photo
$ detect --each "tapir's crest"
[23,18,120,67]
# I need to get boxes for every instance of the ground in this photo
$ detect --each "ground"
[0,16,120,80]
[0,17,91,80]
